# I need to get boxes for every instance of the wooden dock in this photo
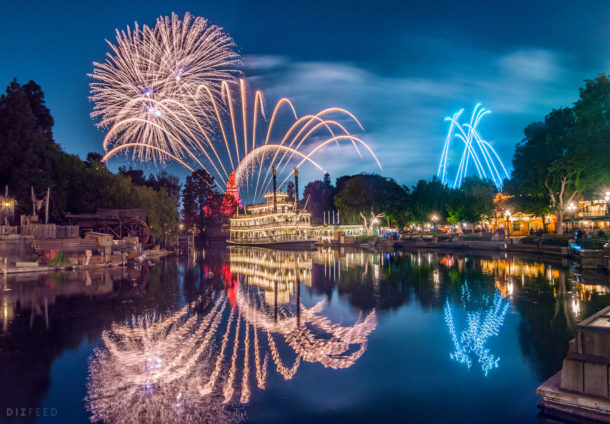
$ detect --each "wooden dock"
[537,306,610,422]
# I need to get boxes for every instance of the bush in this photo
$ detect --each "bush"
[48,251,71,266]
[462,234,492,241]
[520,234,570,246]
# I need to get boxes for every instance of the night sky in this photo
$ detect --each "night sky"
[1,1,609,186]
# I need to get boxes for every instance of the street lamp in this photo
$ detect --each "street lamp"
[605,192,610,231]
[567,203,576,233]
[431,215,439,236]
[504,210,511,238]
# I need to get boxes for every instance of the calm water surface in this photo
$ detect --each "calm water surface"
[1,247,610,423]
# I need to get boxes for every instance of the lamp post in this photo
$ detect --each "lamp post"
[431,215,439,237]
[604,191,610,232]
[567,203,576,234]
[504,210,511,239]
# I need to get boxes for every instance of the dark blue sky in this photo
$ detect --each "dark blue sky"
[1,0,609,185]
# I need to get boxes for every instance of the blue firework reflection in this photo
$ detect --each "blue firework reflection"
[444,283,510,376]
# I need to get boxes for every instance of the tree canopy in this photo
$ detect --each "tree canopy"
[509,74,610,233]
[0,79,180,238]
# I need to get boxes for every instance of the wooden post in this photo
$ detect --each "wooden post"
[45,188,50,224]
[31,186,36,216]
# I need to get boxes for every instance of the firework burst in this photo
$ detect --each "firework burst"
[89,12,240,165]
[92,14,381,201]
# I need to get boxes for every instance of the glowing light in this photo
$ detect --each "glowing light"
[86,248,377,420]
[444,284,510,376]
[437,105,509,189]
[91,14,380,201]
[90,13,240,174]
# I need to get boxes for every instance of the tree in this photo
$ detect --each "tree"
[510,75,610,233]
[221,171,240,217]
[460,177,496,223]
[303,179,335,224]
[147,170,181,198]
[408,177,450,224]
[333,173,408,227]
[182,169,216,232]
[0,79,180,238]
[118,166,147,186]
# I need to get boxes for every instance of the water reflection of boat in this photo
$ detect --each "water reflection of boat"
[86,247,377,421]
[229,246,312,305]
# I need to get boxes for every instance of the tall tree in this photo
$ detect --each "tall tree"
[408,177,449,224]
[286,181,295,202]
[303,178,335,224]
[510,75,610,233]
[182,169,216,232]
[333,173,408,227]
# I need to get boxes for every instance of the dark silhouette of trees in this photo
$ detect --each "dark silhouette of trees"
[0,79,179,237]
[334,174,408,226]
[509,74,610,233]
[182,169,216,232]
[303,173,336,224]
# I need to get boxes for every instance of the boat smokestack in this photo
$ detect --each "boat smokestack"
[294,167,299,212]
[272,166,277,213]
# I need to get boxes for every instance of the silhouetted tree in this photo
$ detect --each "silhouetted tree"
[182,169,216,232]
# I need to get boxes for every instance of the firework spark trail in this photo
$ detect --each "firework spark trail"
[235,145,326,190]
[277,135,382,188]
[90,12,240,170]
[437,104,510,189]
[93,13,380,202]
[254,109,364,200]
[223,314,242,403]
[253,322,268,389]
[200,305,235,396]
[240,322,251,404]
[266,330,301,380]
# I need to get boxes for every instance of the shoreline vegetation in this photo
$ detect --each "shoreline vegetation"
[1,75,610,252]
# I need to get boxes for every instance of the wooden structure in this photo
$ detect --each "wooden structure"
[538,306,610,422]
[65,209,150,244]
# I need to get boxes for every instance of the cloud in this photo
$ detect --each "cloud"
[242,37,592,187]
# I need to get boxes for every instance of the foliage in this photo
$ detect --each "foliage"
[302,175,335,224]
[0,79,180,238]
[286,181,295,202]
[446,177,496,223]
[182,169,216,232]
[509,74,610,233]
[408,177,448,224]
[333,173,408,227]
[48,251,70,266]
[118,167,181,198]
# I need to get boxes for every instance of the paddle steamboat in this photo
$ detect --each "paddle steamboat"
[228,168,316,248]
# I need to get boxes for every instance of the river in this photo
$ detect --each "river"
[1,247,609,423]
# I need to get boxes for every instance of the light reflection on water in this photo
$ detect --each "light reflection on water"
[85,247,377,423]
[0,248,609,423]
[444,284,510,376]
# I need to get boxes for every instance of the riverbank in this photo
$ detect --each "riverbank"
[0,248,173,276]
[321,237,610,273]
